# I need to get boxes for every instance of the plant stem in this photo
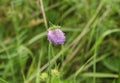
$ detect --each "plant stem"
[48,42,51,83]
[39,0,48,29]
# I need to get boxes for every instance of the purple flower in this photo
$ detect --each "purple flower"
[47,28,65,45]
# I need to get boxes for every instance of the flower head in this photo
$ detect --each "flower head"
[47,26,65,45]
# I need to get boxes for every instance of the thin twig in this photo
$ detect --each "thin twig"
[39,0,48,29]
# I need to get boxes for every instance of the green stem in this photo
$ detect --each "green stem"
[48,42,52,83]
[39,0,48,30]
[61,44,64,71]
[93,49,97,83]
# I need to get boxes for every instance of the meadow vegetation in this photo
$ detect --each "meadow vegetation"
[0,0,120,83]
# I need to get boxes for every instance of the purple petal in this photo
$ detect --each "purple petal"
[47,28,65,45]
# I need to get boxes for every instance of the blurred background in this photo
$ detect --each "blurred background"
[0,0,120,83]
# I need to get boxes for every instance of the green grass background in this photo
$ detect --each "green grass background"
[0,0,120,83]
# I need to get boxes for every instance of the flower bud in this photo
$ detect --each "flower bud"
[40,72,48,80]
